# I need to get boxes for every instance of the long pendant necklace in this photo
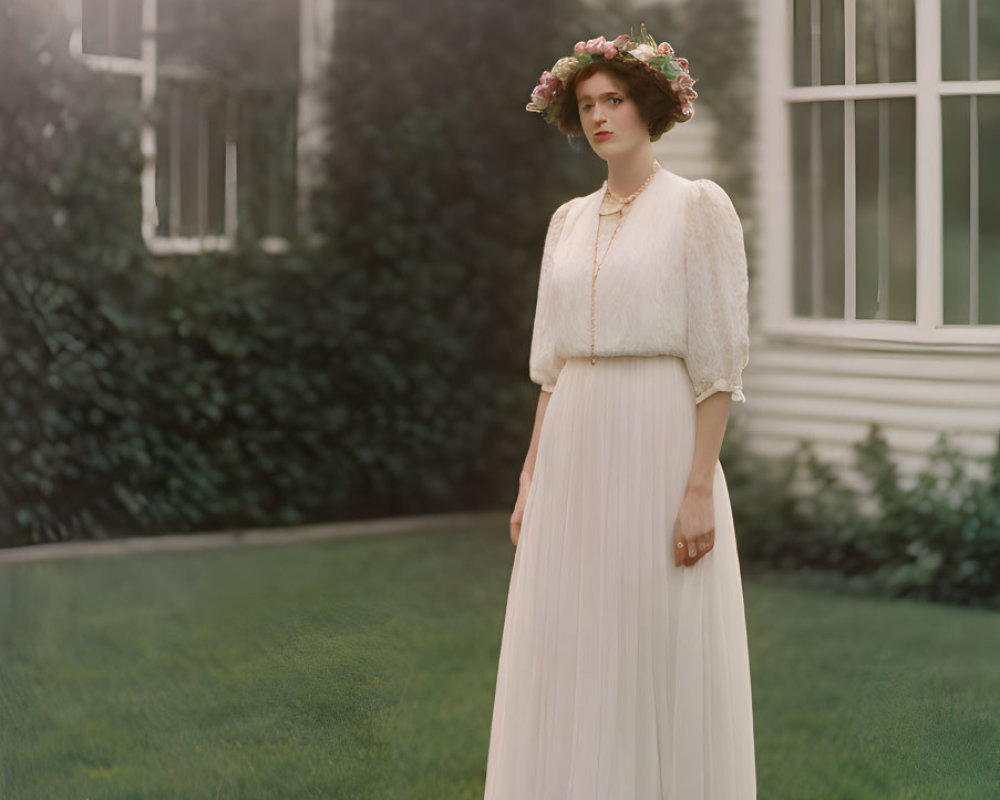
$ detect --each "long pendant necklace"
[590,161,661,364]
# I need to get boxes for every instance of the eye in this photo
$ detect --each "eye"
[580,102,592,111]
[610,96,623,105]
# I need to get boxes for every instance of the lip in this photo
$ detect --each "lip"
[594,130,613,140]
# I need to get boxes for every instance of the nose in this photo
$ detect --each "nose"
[590,101,607,124]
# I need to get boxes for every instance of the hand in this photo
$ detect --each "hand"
[673,487,715,567]
[510,473,532,547]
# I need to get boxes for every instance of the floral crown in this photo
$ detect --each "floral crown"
[525,25,698,138]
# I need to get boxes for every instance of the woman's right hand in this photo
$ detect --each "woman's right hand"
[510,472,533,547]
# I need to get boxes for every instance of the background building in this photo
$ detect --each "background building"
[748,0,1000,483]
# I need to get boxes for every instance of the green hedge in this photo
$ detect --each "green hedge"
[724,422,1000,608]
[1,2,144,544]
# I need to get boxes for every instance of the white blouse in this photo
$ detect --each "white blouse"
[528,166,750,404]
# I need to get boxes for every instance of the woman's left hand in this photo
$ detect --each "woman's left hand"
[673,486,715,567]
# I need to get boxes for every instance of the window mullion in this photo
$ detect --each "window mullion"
[968,0,979,323]
[845,0,857,320]
[969,95,979,324]
[913,0,943,330]
[845,99,856,320]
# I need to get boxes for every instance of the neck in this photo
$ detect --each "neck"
[605,147,658,199]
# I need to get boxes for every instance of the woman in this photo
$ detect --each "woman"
[483,30,756,799]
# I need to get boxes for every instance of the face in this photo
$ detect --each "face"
[574,70,649,159]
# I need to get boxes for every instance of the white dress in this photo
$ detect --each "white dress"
[483,166,756,799]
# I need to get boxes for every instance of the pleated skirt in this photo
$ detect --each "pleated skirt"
[484,355,756,800]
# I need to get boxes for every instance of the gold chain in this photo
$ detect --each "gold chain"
[590,162,660,364]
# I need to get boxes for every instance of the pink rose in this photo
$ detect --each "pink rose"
[574,41,587,54]
[676,57,690,71]
[657,42,673,56]
[604,43,618,58]
[530,70,562,108]
[612,34,630,50]
[680,101,694,117]
[585,36,608,55]
[677,73,695,88]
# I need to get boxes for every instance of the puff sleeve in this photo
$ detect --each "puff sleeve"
[528,200,572,393]
[683,179,750,404]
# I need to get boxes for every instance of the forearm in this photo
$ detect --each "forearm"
[685,390,732,493]
[520,388,553,480]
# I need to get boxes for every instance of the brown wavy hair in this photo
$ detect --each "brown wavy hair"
[556,59,687,141]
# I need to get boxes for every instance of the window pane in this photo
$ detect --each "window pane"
[792,0,815,86]
[856,0,915,84]
[178,87,200,236]
[793,102,845,318]
[942,95,1000,325]
[942,95,972,323]
[943,0,1000,81]
[821,0,846,85]
[981,97,1000,323]
[792,0,845,86]
[82,0,142,59]
[855,98,916,321]
[82,0,111,56]
[205,99,227,236]
[112,0,142,59]
[155,81,226,237]
[942,0,971,81]
[981,2,1000,80]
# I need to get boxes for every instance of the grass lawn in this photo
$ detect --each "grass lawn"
[1,525,997,799]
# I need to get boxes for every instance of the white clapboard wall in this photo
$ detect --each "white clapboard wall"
[653,103,719,183]
[741,337,1000,484]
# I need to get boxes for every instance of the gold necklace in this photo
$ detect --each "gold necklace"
[598,161,661,216]
[590,162,660,364]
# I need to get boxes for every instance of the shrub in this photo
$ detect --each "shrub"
[725,421,1000,608]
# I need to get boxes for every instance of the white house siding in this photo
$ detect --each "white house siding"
[653,103,719,183]
[742,338,1000,482]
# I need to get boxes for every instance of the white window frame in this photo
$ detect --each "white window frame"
[757,0,1000,348]
[68,0,317,256]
